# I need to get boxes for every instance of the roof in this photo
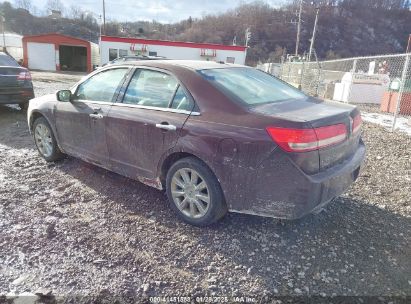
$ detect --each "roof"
[101,35,247,52]
[4,32,23,37]
[22,33,92,45]
[113,60,246,70]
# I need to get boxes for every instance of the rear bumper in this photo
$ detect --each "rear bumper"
[0,88,34,104]
[232,140,366,219]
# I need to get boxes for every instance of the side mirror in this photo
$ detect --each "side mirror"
[57,90,72,102]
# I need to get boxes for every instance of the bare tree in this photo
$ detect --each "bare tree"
[45,0,64,13]
[14,0,32,11]
[69,5,84,19]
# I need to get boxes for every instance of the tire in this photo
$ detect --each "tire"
[166,157,227,226]
[32,117,64,162]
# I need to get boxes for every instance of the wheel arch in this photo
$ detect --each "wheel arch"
[29,110,44,132]
[160,151,201,185]
[159,150,221,189]
[30,110,64,152]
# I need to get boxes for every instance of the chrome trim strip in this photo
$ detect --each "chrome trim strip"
[110,102,201,116]
[72,100,114,106]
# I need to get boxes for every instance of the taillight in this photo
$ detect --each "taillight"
[17,71,32,81]
[352,114,362,134]
[266,124,347,153]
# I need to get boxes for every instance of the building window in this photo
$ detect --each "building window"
[226,57,235,64]
[149,51,157,56]
[119,49,128,57]
[109,48,118,61]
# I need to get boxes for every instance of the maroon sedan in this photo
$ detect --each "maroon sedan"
[28,60,365,226]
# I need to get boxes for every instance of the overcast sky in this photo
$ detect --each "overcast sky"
[29,0,286,23]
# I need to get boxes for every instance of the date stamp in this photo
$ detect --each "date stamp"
[149,296,257,303]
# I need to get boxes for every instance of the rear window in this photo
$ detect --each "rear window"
[0,54,19,67]
[198,67,306,106]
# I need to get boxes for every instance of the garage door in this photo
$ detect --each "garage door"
[27,42,56,71]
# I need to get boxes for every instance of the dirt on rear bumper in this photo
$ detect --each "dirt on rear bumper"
[231,140,366,219]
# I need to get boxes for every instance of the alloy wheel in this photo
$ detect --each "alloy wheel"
[171,168,210,219]
[34,123,53,158]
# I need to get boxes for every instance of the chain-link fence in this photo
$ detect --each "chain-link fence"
[258,53,411,132]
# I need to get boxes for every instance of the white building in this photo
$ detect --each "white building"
[0,33,24,62]
[100,36,247,66]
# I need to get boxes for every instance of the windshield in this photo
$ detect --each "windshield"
[0,53,19,67]
[198,67,306,106]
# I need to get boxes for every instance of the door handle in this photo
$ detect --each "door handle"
[89,113,103,119]
[155,123,177,131]
[91,106,101,111]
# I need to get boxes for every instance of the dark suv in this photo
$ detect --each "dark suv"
[0,51,34,111]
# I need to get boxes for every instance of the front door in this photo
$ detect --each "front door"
[55,67,130,166]
[106,68,195,180]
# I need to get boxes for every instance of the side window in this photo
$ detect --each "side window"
[170,86,194,111]
[123,69,178,108]
[73,68,129,102]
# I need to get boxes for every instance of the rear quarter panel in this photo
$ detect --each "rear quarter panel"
[170,114,275,211]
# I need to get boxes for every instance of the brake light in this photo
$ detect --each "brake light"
[352,114,362,134]
[17,71,32,81]
[266,124,347,152]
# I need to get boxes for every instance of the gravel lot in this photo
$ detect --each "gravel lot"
[0,72,410,303]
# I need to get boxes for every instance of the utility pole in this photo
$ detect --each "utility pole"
[244,28,251,62]
[1,15,6,53]
[102,0,106,35]
[308,6,319,62]
[245,28,251,47]
[99,14,102,38]
[295,0,303,56]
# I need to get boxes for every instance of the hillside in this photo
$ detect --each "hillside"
[1,0,410,65]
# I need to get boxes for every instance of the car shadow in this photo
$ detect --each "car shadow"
[56,156,411,297]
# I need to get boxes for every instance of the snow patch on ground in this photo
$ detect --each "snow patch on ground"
[361,112,411,136]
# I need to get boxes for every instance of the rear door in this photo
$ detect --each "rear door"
[106,67,195,179]
[55,67,130,166]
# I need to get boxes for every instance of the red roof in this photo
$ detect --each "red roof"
[23,33,91,45]
[101,35,247,52]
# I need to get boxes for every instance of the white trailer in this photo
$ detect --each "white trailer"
[0,33,24,62]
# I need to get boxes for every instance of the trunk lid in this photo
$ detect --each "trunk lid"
[0,66,26,88]
[250,97,361,172]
